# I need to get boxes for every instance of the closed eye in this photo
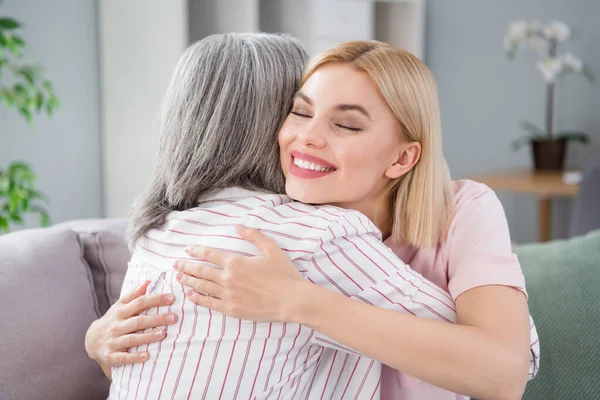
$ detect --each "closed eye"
[291,111,312,118]
[336,124,362,132]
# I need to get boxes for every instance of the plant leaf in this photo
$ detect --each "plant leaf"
[0,216,8,232]
[511,136,532,151]
[520,120,546,136]
[0,89,14,107]
[8,190,20,213]
[40,212,50,227]
[29,189,49,204]
[35,91,43,112]
[0,174,8,193]
[8,161,31,177]
[30,205,50,227]
[582,65,595,82]
[0,17,21,30]
[555,131,590,144]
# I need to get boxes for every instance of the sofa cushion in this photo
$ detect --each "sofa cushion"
[0,226,109,400]
[56,219,130,314]
[515,230,600,400]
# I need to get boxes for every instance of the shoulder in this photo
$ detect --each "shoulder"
[275,202,381,240]
[448,179,507,234]
[452,179,501,210]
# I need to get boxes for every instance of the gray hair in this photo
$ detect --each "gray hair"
[126,33,308,247]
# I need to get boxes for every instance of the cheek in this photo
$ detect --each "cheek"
[278,119,294,147]
[337,139,380,169]
[278,120,294,171]
[337,137,395,176]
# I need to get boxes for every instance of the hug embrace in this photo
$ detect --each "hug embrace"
[85,33,539,400]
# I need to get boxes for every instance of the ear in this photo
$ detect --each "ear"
[385,141,422,180]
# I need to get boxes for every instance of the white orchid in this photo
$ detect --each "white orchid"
[543,21,571,42]
[527,20,543,35]
[526,36,548,55]
[504,20,592,83]
[507,20,528,42]
[561,52,583,72]
[536,58,564,82]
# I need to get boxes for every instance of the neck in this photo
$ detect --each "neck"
[340,191,392,241]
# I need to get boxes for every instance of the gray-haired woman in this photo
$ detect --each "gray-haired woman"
[85,32,460,399]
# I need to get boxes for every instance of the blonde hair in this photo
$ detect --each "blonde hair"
[304,41,454,247]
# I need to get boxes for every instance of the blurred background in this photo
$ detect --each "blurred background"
[1,0,598,244]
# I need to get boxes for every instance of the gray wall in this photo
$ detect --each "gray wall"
[0,0,102,230]
[426,0,600,243]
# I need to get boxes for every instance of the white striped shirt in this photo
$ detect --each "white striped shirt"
[108,187,535,400]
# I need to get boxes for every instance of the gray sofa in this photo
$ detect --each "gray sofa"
[0,219,130,400]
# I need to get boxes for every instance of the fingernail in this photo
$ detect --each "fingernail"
[236,225,246,233]
[176,273,183,281]
[154,330,164,338]
[140,352,149,360]
[164,294,174,303]
[166,314,176,323]
[173,262,179,270]
[187,290,195,297]
[184,246,192,254]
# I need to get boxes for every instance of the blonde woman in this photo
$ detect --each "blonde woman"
[176,41,540,400]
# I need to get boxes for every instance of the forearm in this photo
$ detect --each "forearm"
[291,281,529,400]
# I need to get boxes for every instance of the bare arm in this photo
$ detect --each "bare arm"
[293,281,530,400]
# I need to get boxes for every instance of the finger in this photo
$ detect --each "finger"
[121,293,175,318]
[183,245,232,267]
[111,329,167,353]
[236,226,278,255]
[119,280,151,304]
[119,313,178,335]
[176,272,224,299]
[174,261,224,285]
[186,290,228,314]
[107,350,151,367]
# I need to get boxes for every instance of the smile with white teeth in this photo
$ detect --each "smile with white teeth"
[293,157,335,172]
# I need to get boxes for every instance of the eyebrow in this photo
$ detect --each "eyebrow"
[335,104,372,121]
[294,91,372,121]
[294,91,313,105]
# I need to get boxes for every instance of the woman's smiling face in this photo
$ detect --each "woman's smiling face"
[278,63,414,217]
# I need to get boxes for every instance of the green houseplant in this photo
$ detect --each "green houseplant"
[504,20,594,171]
[0,3,58,232]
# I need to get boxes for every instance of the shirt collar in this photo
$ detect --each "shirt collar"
[198,187,274,204]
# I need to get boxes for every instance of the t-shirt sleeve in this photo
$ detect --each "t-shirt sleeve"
[446,183,527,300]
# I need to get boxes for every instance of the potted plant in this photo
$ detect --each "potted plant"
[0,2,59,232]
[504,20,594,171]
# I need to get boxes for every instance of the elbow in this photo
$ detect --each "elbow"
[486,352,530,400]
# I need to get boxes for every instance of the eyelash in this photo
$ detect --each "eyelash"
[291,111,362,132]
[291,111,311,118]
[337,124,361,132]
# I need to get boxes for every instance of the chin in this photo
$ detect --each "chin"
[285,182,330,205]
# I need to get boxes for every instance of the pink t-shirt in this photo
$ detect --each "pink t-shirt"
[380,179,528,400]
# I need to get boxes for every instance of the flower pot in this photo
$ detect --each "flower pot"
[531,139,567,171]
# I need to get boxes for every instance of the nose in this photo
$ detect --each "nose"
[297,122,327,149]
